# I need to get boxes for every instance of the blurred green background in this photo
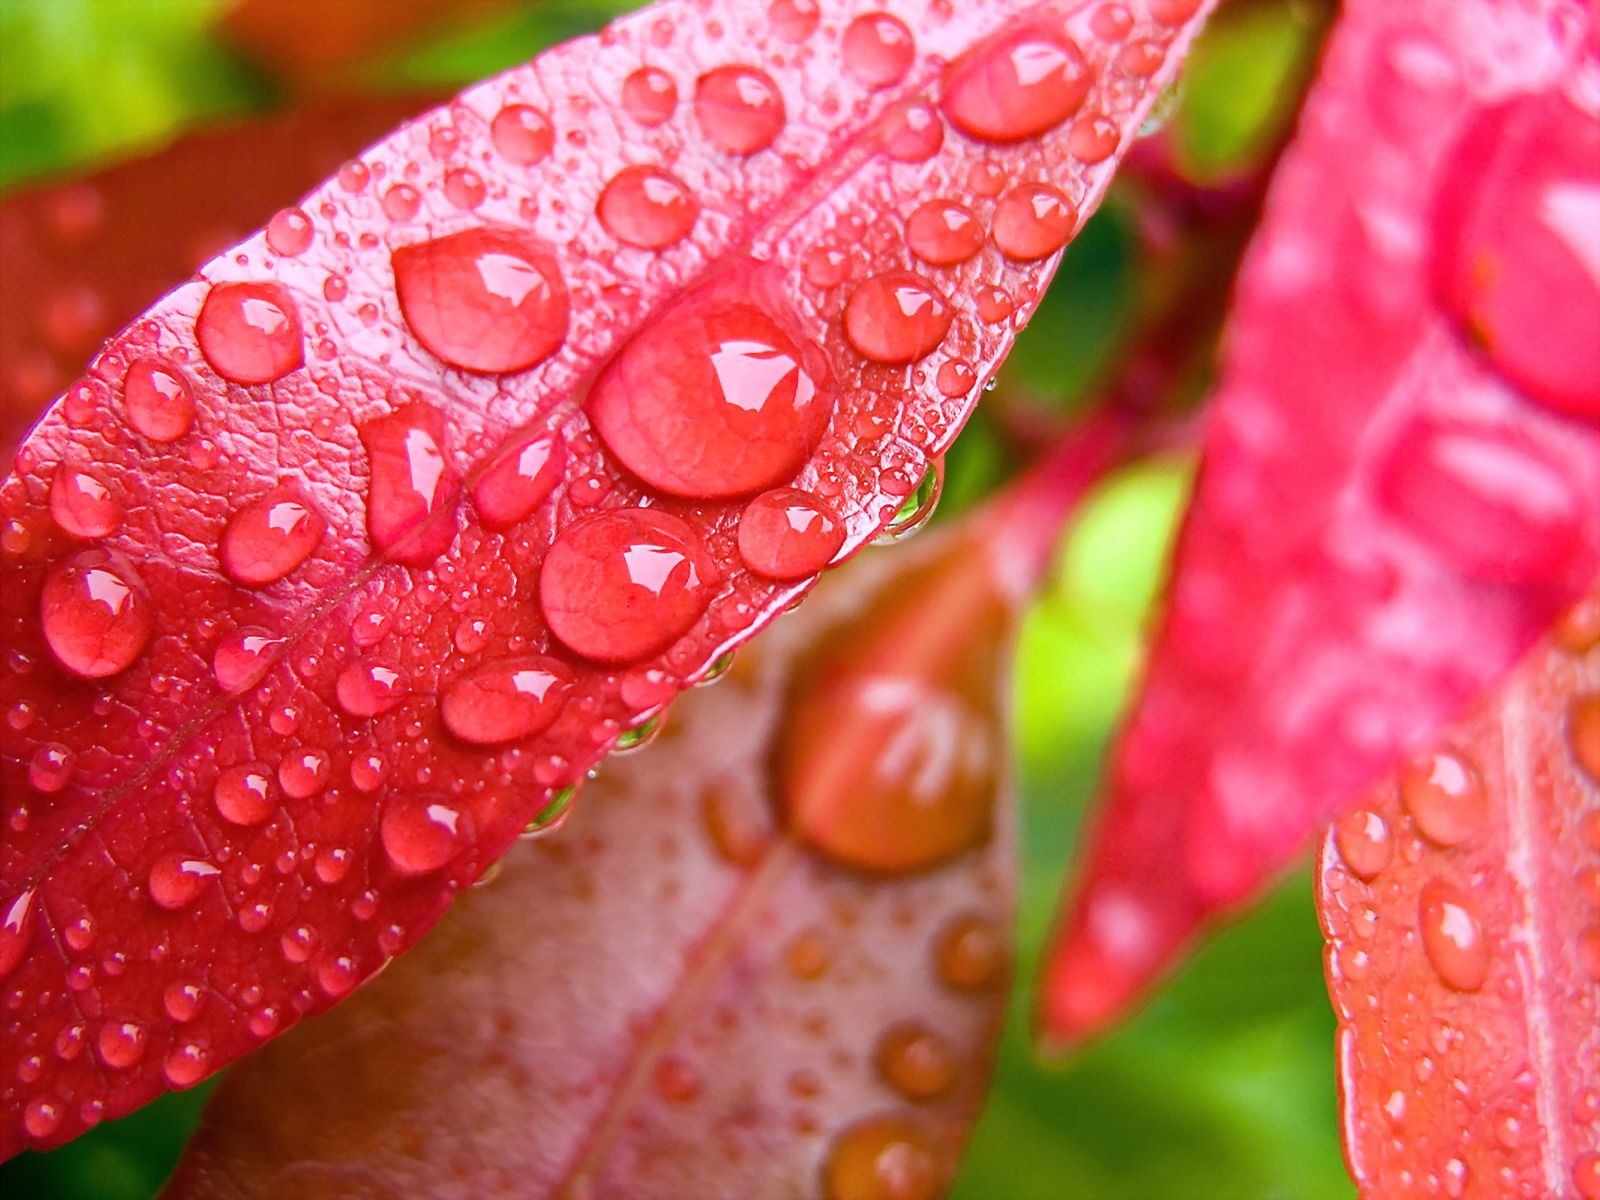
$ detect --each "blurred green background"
[0,1,1349,1196]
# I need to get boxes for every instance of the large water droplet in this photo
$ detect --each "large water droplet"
[123,360,195,443]
[737,485,845,581]
[824,1113,942,1200]
[540,509,714,663]
[195,281,303,385]
[842,13,916,87]
[695,65,785,154]
[876,1023,956,1100]
[361,403,461,565]
[941,27,1090,143]
[212,628,283,694]
[148,855,220,910]
[40,551,152,679]
[440,656,573,745]
[0,889,37,979]
[992,184,1078,261]
[49,467,121,540]
[381,796,465,875]
[1433,94,1600,419]
[845,272,951,363]
[220,488,325,586]
[473,430,563,527]
[904,200,984,265]
[1400,751,1486,847]
[597,166,699,249]
[336,659,408,717]
[490,104,554,165]
[589,300,832,497]
[1334,807,1393,880]
[391,227,570,374]
[1419,879,1489,991]
[1380,418,1582,585]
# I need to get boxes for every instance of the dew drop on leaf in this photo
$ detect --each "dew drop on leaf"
[596,165,700,249]
[360,403,461,565]
[439,656,573,746]
[0,889,37,980]
[28,743,73,794]
[164,981,203,1023]
[824,1113,941,1200]
[737,488,844,579]
[768,0,819,43]
[1418,879,1489,992]
[335,660,408,717]
[212,628,283,694]
[122,359,195,443]
[163,1044,210,1088]
[194,282,304,385]
[879,102,945,163]
[936,914,1005,993]
[844,272,952,364]
[147,855,220,911]
[264,207,313,258]
[904,200,984,266]
[1400,751,1486,847]
[876,1022,957,1100]
[991,184,1078,262]
[278,748,331,799]
[381,797,465,875]
[1334,808,1394,880]
[472,430,563,528]
[490,104,555,166]
[842,13,916,88]
[49,467,122,540]
[622,67,678,127]
[23,1098,61,1140]
[941,26,1090,143]
[220,489,325,586]
[40,552,152,679]
[694,65,785,154]
[96,1021,147,1069]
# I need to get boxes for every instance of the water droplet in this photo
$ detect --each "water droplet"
[845,272,951,363]
[842,13,916,87]
[265,207,313,257]
[316,955,357,997]
[1576,1152,1600,1200]
[737,488,844,578]
[336,659,408,717]
[1334,808,1393,880]
[164,1043,209,1088]
[878,462,943,541]
[541,509,714,663]
[50,467,122,539]
[878,102,944,164]
[96,1020,146,1068]
[440,656,573,745]
[278,748,331,799]
[195,281,303,385]
[361,403,461,565]
[824,1114,942,1200]
[337,160,370,193]
[473,430,563,527]
[164,981,204,1023]
[315,847,352,884]
[1433,94,1600,419]
[280,924,315,963]
[220,488,325,586]
[1577,923,1600,981]
[213,628,282,694]
[787,927,833,979]
[804,245,849,288]
[491,104,554,165]
[443,168,486,211]
[589,300,832,497]
[936,915,1005,992]
[992,184,1078,261]
[596,165,699,249]
[391,227,569,374]
[1151,0,1202,22]
[941,27,1090,143]
[382,183,421,221]
[1400,751,1486,847]
[1570,693,1599,784]
[40,551,152,679]
[123,360,195,443]
[769,0,819,42]
[1380,417,1581,585]
[28,743,73,794]
[1419,879,1489,991]
[936,360,976,397]
[23,1098,62,1140]
[523,783,577,838]
[381,796,465,875]
[0,889,37,979]
[148,854,219,910]
[904,200,984,265]
[695,65,785,154]
[623,67,678,127]
[876,1023,956,1100]
[1069,113,1119,163]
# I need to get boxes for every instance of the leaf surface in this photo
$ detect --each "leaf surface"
[0,0,1211,1154]
[1318,601,1600,1200]
[161,424,1119,1200]
[1040,0,1600,1044]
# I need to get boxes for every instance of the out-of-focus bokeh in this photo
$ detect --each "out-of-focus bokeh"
[0,1,1349,1195]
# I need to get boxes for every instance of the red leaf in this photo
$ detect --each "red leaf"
[161,427,1119,1199]
[1318,602,1600,1200]
[0,0,1210,1154]
[0,97,436,464]
[1040,0,1600,1044]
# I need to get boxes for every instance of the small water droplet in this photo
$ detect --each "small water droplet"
[878,462,943,542]
[316,955,358,997]
[941,26,1089,143]
[991,184,1077,261]
[212,628,282,694]
[382,183,421,222]
[472,430,563,527]
[1569,693,1599,785]
[877,1023,956,1100]
[23,1098,62,1140]
[265,207,313,257]
[361,403,461,565]
[623,67,678,127]
[96,1020,146,1068]
[904,200,983,265]
[737,488,844,578]
[195,281,303,385]
[279,748,331,799]
[1334,808,1393,879]
[40,551,152,679]
[164,1043,210,1088]
[1400,751,1486,847]
[440,656,574,745]
[122,360,195,443]
[381,796,465,875]
[0,889,37,979]
[937,915,1005,992]
[1575,1151,1600,1199]
[523,784,577,838]
[1419,879,1489,991]
[879,102,944,163]
[695,65,785,154]
[336,659,408,717]
[164,981,204,1023]
[220,488,325,586]
[824,1114,942,1200]
[28,743,74,794]
[842,13,916,87]
[491,104,554,165]
[597,165,699,249]
[769,0,819,42]
[1069,113,1119,163]
[845,272,951,363]
[936,360,977,397]
[391,227,569,374]
[49,467,122,539]
[148,854,219,910]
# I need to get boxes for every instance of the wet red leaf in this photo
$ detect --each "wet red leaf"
[1040,0,1600,1044]
[160,426,1119,1200]
[1318,600,1600,1200]
[0,0,1210,1154]
[0,97,435,465]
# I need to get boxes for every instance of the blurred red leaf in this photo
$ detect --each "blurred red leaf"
[1318,600,1600,1200]
[1040,0,1600,1045]
[0,0,1211,1154]
[0,97,434,464]
[161,424,1120,1200]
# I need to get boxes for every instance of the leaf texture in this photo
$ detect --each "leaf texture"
[1318,599,1600,1200]
[0,0,1211,1154]
[1040,0,1600,1044]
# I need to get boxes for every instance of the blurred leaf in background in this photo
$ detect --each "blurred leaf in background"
[0,1,1348,1196]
